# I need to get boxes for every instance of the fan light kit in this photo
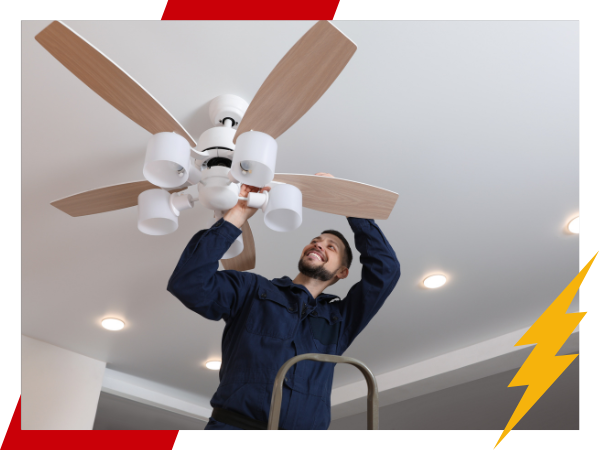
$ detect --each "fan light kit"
[37,20,399,272]
[143,132,193,188]
[101,318,125,331]
[230,131,278,187]
[423,275,447,289]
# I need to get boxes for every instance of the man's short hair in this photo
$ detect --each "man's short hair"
[321,229,353,269]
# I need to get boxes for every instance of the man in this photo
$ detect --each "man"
[167,173,400,430]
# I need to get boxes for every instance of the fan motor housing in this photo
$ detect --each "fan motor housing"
[193,126,236,158]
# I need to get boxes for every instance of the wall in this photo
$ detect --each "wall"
[21,335,106,430]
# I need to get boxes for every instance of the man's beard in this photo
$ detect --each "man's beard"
[298,257,336,282]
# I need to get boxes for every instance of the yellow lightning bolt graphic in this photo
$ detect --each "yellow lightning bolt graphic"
[495,252,597,447]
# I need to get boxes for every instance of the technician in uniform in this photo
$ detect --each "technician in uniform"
[167,174,400,430]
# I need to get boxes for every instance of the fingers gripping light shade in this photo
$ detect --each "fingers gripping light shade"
[144,132,191,188]
[231,131,277,187]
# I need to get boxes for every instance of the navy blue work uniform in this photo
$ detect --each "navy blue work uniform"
[167,217,400,430]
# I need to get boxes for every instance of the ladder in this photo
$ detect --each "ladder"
[267,353,379,430]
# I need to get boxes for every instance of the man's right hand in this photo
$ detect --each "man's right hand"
[223,184,271,228]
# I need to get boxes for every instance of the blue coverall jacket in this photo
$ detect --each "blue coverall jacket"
[167,217,400,430]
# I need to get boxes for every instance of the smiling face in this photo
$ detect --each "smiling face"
[297,233,348,282]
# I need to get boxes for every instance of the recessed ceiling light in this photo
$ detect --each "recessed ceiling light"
[423,275,447,289]
[101,318,125,331]
[206,360,221,370]
[567,216,579,234]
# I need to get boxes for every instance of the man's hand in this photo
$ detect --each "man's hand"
[224,184,271,228]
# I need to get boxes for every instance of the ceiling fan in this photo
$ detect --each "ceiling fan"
[35,20,398,272]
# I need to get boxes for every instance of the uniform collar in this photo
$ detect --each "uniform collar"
[271,276,342,303]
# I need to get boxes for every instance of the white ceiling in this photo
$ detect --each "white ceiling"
[22,20,578,399]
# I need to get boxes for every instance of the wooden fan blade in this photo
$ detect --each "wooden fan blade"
[234,21,356,143]
[221,222,256,271]
[35,21,196,147]
[273,174,398,220]
[51,181,185,217]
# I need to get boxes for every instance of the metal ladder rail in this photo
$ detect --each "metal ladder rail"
[267,353,379,430]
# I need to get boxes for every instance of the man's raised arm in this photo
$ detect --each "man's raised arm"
[311,173,400,350]
[337,217,401,351]
[166,184,268,322]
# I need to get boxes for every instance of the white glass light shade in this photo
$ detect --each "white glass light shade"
[101,318,125,331]
[231,131,277,187]
[138,189,178,235]
[263,184,302,232]
[423,274,447,289]
[143,132,191,188]
[567,216,579,234]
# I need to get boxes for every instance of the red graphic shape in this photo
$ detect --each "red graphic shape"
[162,0,340,19]
[1,397,179,450]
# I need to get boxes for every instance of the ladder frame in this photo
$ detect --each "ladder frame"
[267,353,379,430]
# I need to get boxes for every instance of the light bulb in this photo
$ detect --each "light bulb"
[101,318,125,331]
[240,161,253,174]
[167,161,185,177]
[423,275,447,289]
[567,217,579,234]
[205,360,221,370]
